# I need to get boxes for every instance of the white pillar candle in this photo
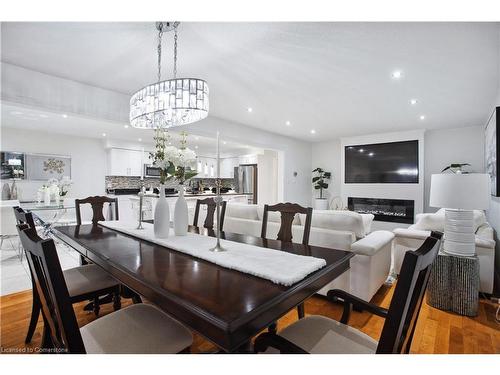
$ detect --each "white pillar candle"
[140,147,144,180]
[216,131,220,179]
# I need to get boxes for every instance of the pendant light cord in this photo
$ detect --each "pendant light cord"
[173,24,178,80]
[157,23,164,82]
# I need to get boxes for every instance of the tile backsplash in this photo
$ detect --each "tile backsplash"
[105,176,236,191]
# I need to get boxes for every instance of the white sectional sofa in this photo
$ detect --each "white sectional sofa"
[223,203,394,302]
[392,209,496,294]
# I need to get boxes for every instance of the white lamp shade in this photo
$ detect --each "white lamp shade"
[429,173,490,210]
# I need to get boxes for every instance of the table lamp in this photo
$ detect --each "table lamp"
[429,173,490,256]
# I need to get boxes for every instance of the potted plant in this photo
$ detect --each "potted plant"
[312,168,331,210]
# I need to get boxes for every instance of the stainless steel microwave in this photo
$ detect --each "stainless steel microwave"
[144,164,161,178]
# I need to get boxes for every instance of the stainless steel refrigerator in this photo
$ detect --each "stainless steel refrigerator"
[236,164,257,204]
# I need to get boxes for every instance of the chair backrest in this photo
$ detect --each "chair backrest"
[261,202,313,245]
[13,206,36,228]
[16,224,86,353]
[75,196,119,225]
[193,198,227,230]
[376,231,442,354]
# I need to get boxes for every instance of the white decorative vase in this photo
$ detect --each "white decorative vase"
[314,198,328,210]
[154,184,170,238]
[174,186,188,236]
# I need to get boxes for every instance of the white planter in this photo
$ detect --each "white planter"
[174,186,189,236]
[154,184,170,238]
[314,198,328,210]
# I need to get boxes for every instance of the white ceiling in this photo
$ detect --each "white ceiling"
[1,22,499,141]
[1,103,263,158]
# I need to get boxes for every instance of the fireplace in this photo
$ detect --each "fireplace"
[348,197,415,224]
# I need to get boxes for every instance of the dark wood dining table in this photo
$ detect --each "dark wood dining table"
[53,223,354,353]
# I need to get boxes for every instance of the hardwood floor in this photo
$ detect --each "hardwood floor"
[1,285,498,353]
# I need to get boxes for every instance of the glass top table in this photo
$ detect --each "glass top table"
[20,201,76,235]
[20,201,76,211]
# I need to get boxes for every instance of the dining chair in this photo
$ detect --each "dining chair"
[193,197,227,230]
[74,196,142,305]
[261,202,313,320]
[261,202,313,246]
[14,207,122,344]
[254,232,443,354]
[75,196,119,225]
[16,223,193,354]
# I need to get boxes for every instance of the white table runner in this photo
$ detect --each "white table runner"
[98,221,326,286]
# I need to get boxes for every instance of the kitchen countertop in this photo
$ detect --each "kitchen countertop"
[109,192,252,199]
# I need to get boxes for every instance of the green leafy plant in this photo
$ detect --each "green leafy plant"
[312,168,331,199]
[441,163,471,174]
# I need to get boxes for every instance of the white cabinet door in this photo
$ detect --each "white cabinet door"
[238,154,257,165]
[107,148,144,176]
[221,157,238,178]
[128,150,143,176]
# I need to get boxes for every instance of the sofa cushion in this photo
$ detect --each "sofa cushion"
[256,205,301,225]
[411,208,487,233]
[226,203,259,221]
[301,210,367,239]
[351,230,394,256]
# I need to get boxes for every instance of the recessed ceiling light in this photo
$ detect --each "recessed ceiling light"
[195,145,199,149]
[369,152,374,157]
[124,125,129,129]
[359,149,365,153]
[392,70,402,79]
[410,99,418,105]
[223,141,227,145]
[39,114,48,118]
[62,114,68,118]
[285,121,291,126]
[168,142,172,145]
[419,115,426,121]
[247,107,253,113]
[102,133,107,137]
[310,129,316,134]
[138,138,142,142]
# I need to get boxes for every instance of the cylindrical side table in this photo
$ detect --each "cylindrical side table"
[426,251,479,317]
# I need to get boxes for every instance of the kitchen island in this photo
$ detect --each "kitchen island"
[108,192,250,224]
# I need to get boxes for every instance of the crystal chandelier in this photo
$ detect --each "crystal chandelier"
[130,22,209,129]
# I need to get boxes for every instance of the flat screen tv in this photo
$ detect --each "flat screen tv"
[345,140,419,183]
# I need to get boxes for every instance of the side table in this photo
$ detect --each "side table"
[426,251,480,317]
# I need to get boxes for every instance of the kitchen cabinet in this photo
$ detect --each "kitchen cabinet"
[220,157,239,179]
[238,154,258,165]
[107,148,144,176]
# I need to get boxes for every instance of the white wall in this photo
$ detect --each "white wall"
[311,139,341,201]
[1,127,106,201]
[424,126,485,213]
[257,150,278,205]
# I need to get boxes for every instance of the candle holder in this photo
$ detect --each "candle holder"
[210,178,226,252]
[136,180,145,230]
[210,130,226,252]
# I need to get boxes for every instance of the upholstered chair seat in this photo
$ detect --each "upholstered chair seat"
[63,264,119,297]
[266,315,377,354]
[80,304,193,354]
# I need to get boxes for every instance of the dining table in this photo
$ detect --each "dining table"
[53,222,354,353]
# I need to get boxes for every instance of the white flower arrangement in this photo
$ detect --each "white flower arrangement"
[151,129,198,185]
